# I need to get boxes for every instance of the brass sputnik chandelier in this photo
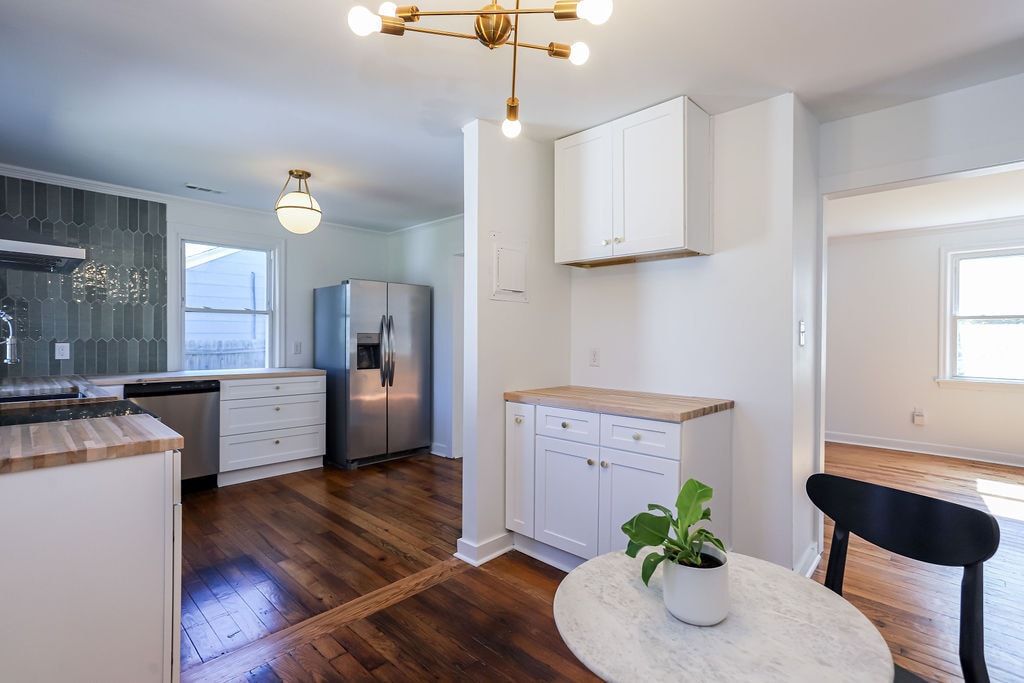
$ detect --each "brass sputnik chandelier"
[348,1,613,138]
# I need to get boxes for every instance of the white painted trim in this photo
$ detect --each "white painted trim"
[795,544,822,578]
[454,532,515,567]
[934,377,1024,392]
[511,534,586,573]
[430,441,452,458]
[825,433,1023,467]
[215,456,322,487]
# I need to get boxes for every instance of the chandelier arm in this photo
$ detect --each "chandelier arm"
[511,0,521,101]
[403,25,482,40]
[410,7,553,18]
[275,175,294,207]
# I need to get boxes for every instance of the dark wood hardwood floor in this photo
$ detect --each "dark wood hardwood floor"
[180,446,1023,682]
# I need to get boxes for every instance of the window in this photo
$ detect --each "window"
[945,246,1024,382]
[182,241,275,370]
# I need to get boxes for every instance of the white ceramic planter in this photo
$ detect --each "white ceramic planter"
[662,546,729,626]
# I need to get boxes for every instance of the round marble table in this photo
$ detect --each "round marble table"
[553,551,894,682]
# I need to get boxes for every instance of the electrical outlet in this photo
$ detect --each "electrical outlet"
[54,342,70,360]
[589,347,600,367]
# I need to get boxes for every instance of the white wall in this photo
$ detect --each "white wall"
[388,215,464,458]
[166,199,392,371]
[458,120,572,565]
[821,72,1024,195]
[826,219,1024,466]
[568,94,820,569]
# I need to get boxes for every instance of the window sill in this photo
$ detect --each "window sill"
[935,377,1024,392]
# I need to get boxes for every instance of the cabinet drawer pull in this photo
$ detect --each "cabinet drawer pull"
[600,460,609,468]
[275,385,281,390]
[561,421,569,429]
[274,406,281,411]
[515,416,523,424]
[274,439,280,445]
[587,458,595,466]
[632,433,641,441]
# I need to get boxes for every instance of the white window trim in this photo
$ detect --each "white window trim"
[938,240,1024,390]
[169,226,286,371]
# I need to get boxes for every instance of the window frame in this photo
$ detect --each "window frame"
[939,242,1024,387]
[175,231,285,370]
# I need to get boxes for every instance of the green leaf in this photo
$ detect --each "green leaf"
[647,503,673,517]
[640,551,666,586]
[675,478,714,528]
[624,539,644,558]
[621,511,670,546]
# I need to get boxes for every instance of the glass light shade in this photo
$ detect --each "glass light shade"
[275,192,322,234]
[501,118,522,138]
[568,41,590,65]
[348,6,383,36]
[378,1,397,17]
[576,0,612,25]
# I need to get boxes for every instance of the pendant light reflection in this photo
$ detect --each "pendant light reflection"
[275,170,322,234]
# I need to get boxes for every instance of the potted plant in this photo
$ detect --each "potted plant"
[620,478,729,626]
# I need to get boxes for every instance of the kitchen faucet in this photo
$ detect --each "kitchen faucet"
[0,309,19,364]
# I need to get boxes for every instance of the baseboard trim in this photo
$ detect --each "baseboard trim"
[825,432,1023,468]
[511,534,586,573]
[216,456,323,487]
[795,543,822,578]
[430,441,451,458]
[454,532,514,567]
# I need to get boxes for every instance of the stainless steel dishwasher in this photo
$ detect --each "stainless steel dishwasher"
[124,379,220,486]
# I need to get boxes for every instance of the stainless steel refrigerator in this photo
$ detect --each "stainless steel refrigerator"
[314,279,432,468]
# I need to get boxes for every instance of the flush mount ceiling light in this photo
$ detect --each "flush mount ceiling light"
[274,170,322,234]
[348,0,612,138]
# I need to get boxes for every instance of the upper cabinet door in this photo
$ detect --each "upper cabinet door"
[615,98,686,257]
[554,122,614,264]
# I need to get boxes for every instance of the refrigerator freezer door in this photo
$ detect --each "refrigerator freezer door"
[386,282,432,454]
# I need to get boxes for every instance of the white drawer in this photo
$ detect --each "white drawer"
[220,424,325,472]
[220,375,326,401]
[600,414,681,460]
[220,393,326,436]
[535,405,600,445]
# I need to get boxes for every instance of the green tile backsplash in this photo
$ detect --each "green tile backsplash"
[0,175,167,378]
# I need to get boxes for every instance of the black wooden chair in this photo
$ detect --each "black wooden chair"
[805,473,1001,683]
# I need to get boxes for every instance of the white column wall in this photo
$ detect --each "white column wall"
[458,120,571,565]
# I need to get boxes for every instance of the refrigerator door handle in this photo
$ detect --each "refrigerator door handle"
[387,314,396,387]
[379,314,388,387]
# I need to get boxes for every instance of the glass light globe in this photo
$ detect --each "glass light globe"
[568,41,590,66]
[502,118,522,139]
[378,2,397,17]
[348,6,383,36]
[276,192,322,234]
[576,0,612,25]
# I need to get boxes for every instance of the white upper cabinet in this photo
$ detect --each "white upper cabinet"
[554,96,711,267]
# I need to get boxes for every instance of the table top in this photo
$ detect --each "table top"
[553,551,894,683]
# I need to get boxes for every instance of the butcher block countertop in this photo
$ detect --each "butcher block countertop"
[89,367,325,386]
[0,375,183,474]
[503,386,734,422]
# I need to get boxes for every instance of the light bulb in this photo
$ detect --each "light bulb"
[576,0,612,25]
[502,118,522,139]
[378,2,397,17]
[276,192,322,234]
[568,41,590,66]
[348,6,383,36]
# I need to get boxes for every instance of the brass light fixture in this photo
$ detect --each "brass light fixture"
[275,170,322,234]
[348,0,612,138]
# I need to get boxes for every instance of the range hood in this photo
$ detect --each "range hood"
[0,218,86,274]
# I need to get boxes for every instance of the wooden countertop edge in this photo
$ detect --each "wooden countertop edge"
[503,386,734,423]
[0,414,184,475]
[88,367,326,385]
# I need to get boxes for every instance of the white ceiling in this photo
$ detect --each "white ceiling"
[2,0,1024,232]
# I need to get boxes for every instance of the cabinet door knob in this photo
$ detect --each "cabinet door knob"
[275,385,281,390]
[274,439,280,445]
[561,421,569,429]
[601,239,611,246]
[632,433,641,441]
[600,460,609,468]
[613,236,623,244]
[514,416,523,424]
[274,406,281,411]
[587,458,595,466]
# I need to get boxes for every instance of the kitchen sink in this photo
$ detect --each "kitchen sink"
[0,391,85,403]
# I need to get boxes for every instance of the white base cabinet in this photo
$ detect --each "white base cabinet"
[507,401,732,563]
[219,375,326,485]
[0,451,180,682]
